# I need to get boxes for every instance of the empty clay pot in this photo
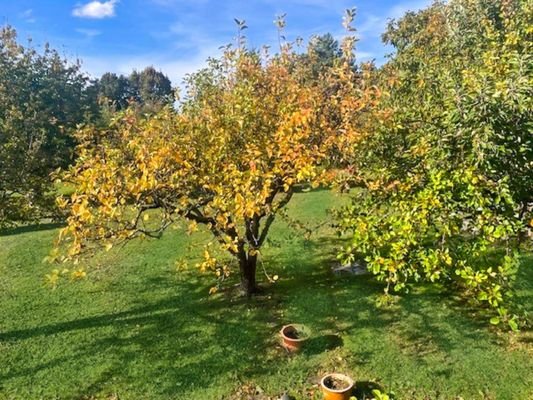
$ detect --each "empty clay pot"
[279,324,310,352]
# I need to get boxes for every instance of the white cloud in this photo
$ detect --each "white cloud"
[150,0,208,6]
[358,0,432,39]
[389,0,433,19]
[74,0,432,82]
[20,9,36,23]
[72,0,118,19]
[356,50,375,61]
[261,0,352,10]
[357,15,383,39]
[76,28,102,38]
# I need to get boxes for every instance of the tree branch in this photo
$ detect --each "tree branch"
[257,189,293,246]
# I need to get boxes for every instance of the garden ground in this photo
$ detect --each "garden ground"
[0,190,531,399]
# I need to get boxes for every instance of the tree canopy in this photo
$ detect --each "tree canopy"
[0,26,98,227]
[337,0,531,330]
[13,2,526,328]
[55,14,375,294]
[54,15,378,296]
[96,67,173,112]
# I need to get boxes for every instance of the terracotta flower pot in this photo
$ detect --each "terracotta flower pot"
[320,373,354,400]
[279,324,310,352]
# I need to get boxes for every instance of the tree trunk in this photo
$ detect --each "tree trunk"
[239,253,258,297]
[517,200,529,249]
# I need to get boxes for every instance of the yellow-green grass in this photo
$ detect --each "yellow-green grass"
[0,190,531,399]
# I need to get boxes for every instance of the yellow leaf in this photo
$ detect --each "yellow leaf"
[71,269,87,280]
[187,220,198,235]
[175,259,187,271]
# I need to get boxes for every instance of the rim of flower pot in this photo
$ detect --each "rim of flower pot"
[280,324,310,342]
[320,373,355,393]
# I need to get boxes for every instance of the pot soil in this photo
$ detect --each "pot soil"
[320,373,354,400]
[279,324,310,352]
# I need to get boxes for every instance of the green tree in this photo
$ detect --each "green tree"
[96,67,173,113]
[0,26,97,227]
[337,0,531,329]
[307,33,343,77]
[129,66,173,111]
[96,72,133,110]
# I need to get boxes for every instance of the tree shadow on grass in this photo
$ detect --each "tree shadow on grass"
[514,253,533,300]
[1,233,529,399]
[353,381,385,400]
[302,334,344,356]
[0,222,64,237]
[0,237,371,398]
[0,274,290,398]
[266,234,515,375]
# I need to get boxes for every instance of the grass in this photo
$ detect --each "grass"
[0,190,531,400]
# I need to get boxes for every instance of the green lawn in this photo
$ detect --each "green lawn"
[0,190,531,400]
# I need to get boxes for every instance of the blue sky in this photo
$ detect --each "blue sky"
[1,0,431,85]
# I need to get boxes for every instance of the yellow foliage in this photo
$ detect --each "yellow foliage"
[54,30,378,288]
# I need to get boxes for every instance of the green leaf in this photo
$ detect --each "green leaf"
[489,317,500,325]
[508,319,519,332]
